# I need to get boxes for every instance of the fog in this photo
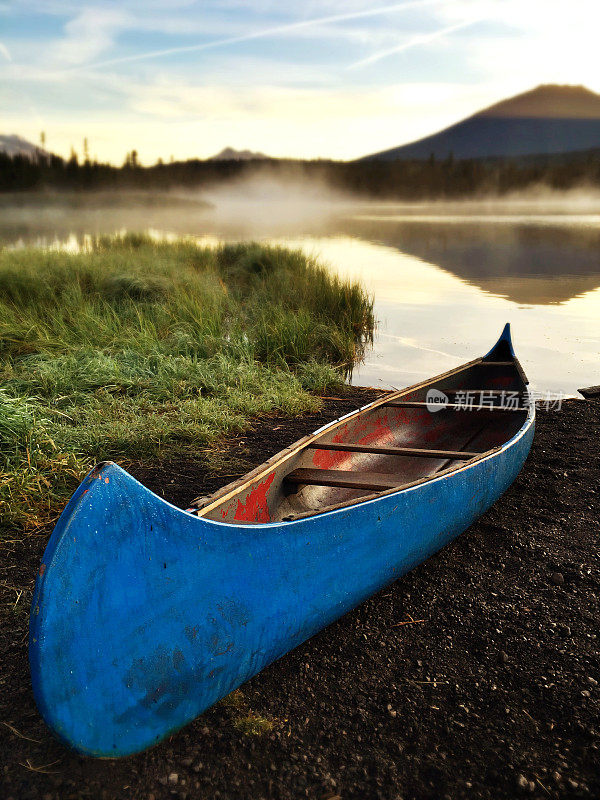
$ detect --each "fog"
[2,171,600,248]
[197,171,364,237]
[1,177,599,396]
[200,175,600,235]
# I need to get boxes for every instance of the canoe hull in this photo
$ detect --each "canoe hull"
[30,413,534,757]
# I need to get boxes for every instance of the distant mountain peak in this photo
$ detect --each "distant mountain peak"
[0,134,50,159]
[480,83,600,119]
[208,146,269,161]
[361,83,600,162]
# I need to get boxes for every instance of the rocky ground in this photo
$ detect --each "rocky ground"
[1,392,599,800]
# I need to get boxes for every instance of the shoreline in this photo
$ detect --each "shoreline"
[1,390,598,798]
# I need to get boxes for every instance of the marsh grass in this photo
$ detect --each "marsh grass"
[0,235,374,529]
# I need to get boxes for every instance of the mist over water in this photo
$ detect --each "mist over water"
[1,181,599,396]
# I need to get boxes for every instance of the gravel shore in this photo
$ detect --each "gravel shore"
[1,392,598,800]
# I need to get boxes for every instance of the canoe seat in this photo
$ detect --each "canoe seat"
[285,468,407,492]
[306,443,481,459]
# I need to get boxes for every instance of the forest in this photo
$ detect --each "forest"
[2,147,600,199]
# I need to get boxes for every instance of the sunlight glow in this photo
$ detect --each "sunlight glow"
[1,1,600,161]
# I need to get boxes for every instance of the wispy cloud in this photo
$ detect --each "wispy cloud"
[51,7,130,66]
[80,0,444,70]
[349,16,485,69]
[0,41,11,61]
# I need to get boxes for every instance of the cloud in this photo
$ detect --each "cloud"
[0,41,11,61]
[349,16,485,69]
[2,77,497,162]
[50,7,130,66]
[80,0,444,70]
[124,76,493,127]
[131,82,398,121]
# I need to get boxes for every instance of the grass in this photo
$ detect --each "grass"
[233,713,276,737]
[220,689,277,736]
[0,234,374,530]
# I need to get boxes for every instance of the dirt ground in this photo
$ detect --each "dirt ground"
[1,390,599,800]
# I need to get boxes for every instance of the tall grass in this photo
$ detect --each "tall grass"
[0,235,374,528]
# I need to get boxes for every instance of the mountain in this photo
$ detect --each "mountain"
[208,146,270,161]
[0,134,50,159]
[361,84,600,161]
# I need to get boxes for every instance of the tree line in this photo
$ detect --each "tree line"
[2,148,600,198]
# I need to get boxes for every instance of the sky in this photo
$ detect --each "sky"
[1,0,599,164]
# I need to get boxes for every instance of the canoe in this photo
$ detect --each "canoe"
[30,324,534,757]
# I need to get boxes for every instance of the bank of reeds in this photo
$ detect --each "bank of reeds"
[0,235,374,529]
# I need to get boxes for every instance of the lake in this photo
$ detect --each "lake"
[1,193,599,396]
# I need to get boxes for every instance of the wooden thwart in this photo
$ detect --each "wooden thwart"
[383,401,528,412]
[285,468,404,492]
[440,389,526,396]
[477,361,515,366]
[306,442,480,459]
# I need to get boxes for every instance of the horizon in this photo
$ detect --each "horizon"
[2,1,600,166]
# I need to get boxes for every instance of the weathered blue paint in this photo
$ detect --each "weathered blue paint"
[30,327,535,758]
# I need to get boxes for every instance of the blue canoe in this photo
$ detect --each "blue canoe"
[30,324,534,757]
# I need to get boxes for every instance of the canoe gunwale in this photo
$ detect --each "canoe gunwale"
[190,355,483,518]
[192,353,534,525]
[200,403,534,527]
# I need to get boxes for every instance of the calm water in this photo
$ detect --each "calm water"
[2,196,599,396]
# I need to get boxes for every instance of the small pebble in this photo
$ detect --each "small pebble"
[551,572,564,585]
[167,773,179,785]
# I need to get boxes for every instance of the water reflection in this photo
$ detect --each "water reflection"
[1,197,599,396]
[343,216,600,305]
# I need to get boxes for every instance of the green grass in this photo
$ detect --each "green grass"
[0,234,374,529]
[219,689,277,736]
[233,712,276,737]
